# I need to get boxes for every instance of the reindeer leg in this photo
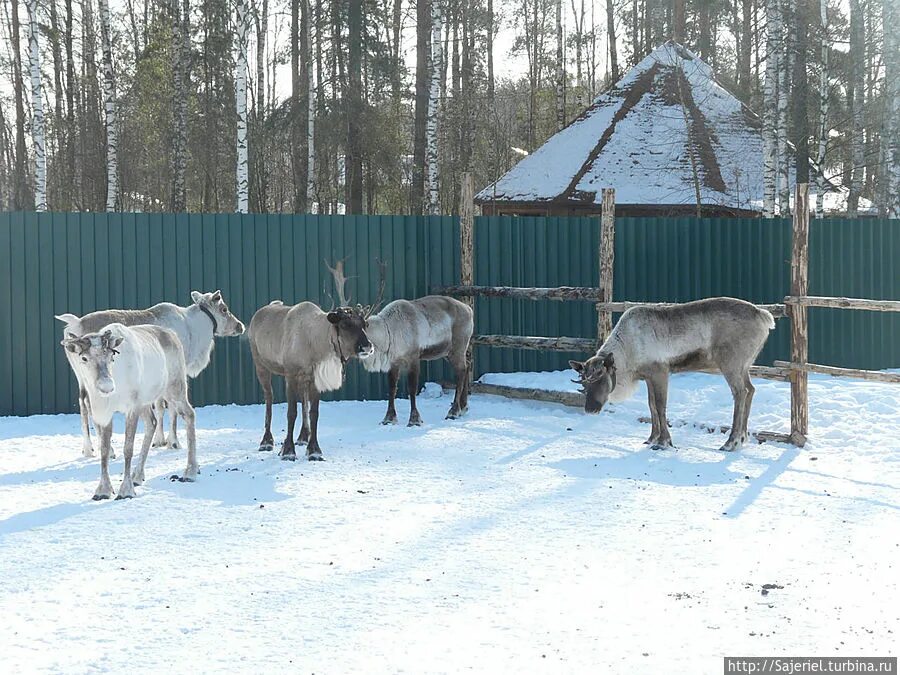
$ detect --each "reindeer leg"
[381,365,400,425]
[78,385,95,457]
[649,371,674,450]
[280,378,298,461]
[740,372,755,444]
[166,399,181,449]
[407,362,423,426]
[152,398,167,447]
[644,378,661,446]
[306,390,324,461]
[256,365,275,451]
[116,411,139,499]
[296,397,310,445]
[720,369,749,452]
[175,401,199,481]
[93,423,114,500]
[133,406,156,485]
[446,351,468,419]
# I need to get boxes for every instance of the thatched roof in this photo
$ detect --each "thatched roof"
[477,42,777,213]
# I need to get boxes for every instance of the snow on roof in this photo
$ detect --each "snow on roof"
[477,41,785,211]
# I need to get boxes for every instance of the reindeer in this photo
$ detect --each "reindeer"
[325,259,474,427]
[248,294,375,461]
[569,297,775,452]
[55,290,244,456]
[61,324,198,500]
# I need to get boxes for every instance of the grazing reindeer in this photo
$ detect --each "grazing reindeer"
[248,296,375,461]
[61,324,198,500]
[569,298,775,452]
[326,260,474,426]
[56,290,244,456]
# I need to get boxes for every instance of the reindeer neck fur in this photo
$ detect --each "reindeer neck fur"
[180,304,216,378]
[597,327,638,403]
[360,313,395,373]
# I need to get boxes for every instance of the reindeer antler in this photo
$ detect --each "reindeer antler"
[364,259,388,319]
[325,256,351,307]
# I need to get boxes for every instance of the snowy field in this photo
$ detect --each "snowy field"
[1,371,898,673]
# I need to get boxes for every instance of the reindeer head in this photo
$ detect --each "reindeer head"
[190,290,245,337]
[326,305,374,361]
[62,329,124,395]
[570,352,617,414]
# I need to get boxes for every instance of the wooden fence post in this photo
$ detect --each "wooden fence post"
[460,172,475,384]
[789,183,810,446]
[597,188,616,346]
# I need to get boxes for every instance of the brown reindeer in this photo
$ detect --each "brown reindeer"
[248,297,374,461]
[326,259,474,427]
[570,297,775,452]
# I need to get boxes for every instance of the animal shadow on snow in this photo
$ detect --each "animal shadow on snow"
[550,446,747,488]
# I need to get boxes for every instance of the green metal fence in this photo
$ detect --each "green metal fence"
[1,212,898,416]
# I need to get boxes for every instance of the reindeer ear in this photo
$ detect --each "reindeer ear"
[569,360,585,373]
[191,291,203,304]
[327,311,341,325]
[112,336,124,348]
[602,352,615,370]
[211,290,222,301]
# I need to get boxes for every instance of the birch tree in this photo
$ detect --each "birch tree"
[98,0,118,211]
[606,0,618,82]
[762,0,780,216]
[27,0,46,211]
[846,0,864,217]
[305,0,315,210]
[426,0,444,214]
[814,0,829,218]
[777,0,791,215]
[884,0,900,217]
[235,0,250,213]
[555,0,564,131]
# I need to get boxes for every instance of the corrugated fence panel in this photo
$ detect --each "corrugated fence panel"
[1,212,899,416]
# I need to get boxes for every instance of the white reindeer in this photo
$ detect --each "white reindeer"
[62,324,198,500]
[56,290,244,456]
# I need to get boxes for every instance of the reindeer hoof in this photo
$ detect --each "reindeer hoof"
[115,493,134,500]
[177,475,196,483]
[280,451,297,462]
[650,442,674,451]
[92,493,110,501]
[258,443,274,452]
[380,416,398,426]
[307,452,324,462]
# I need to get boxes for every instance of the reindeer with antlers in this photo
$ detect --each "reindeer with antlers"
[326,259,474,427]
[247,270,377,461]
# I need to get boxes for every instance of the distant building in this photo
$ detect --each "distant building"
[477,41,838,217]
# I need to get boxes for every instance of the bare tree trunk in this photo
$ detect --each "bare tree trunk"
[253,0,268,211]
[64,0,77,208]
[235,0,249,213]
[11,0,29,209]
[306,0,315,210]
[673,0,685,42]
[884,0,900,217]
[792,0,809,190]
[347,0,363,213]
[487,0,494,102]
[97,0,118,211]
[426,0,443,213]
[762,0,780,216]
[171,0,189,211]
[27,0,47,211]
[777,0,791,215]
[555,0,565,131]
[412,0,430,214]
[846,0,864,217]
[49,0,66,207]
[814,0,828,218]
[607,0,618,81]
[739,0,751,94]
[570,0,584,109]
[291,0,304,211]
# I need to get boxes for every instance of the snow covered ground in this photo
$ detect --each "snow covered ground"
[0,371,898,673]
